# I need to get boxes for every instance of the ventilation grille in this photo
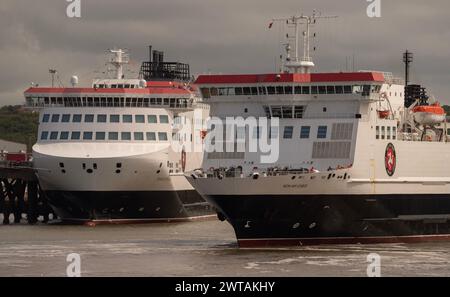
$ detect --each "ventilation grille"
[312,142,351,159]
[331,123,354,140]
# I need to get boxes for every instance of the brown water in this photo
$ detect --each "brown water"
[0,217,450,277]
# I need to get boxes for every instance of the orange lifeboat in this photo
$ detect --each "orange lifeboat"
[412,103,446,125]
[377,110,390,119]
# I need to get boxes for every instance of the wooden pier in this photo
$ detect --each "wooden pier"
[0,164,56,224]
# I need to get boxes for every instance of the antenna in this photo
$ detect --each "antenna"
[403,50,413,86]
[49,69,57,87]
[271,11,337,73]
[107,48,130,79]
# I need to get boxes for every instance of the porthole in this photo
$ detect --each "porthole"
[87,169,93,174]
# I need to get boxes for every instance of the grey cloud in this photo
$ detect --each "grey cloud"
[1,0,450,105]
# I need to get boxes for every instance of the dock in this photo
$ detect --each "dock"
[0,162,55,225]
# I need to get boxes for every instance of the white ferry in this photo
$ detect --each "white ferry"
[186,13,450,247]
[24,47,212,224]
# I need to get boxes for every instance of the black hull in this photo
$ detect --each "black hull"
[207,194,450,247]
[45,190,214,224]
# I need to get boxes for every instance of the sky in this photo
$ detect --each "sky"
[1,0,450,106]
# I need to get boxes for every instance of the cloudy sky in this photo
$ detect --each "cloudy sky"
[1,0,450,105]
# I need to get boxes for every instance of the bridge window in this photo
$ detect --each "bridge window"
[51,114,60,123]
[85,114,94,123]
[210,88,218,96]
[108,132,119,140]
[344,85,352,94]
[284,86,293,94]
[326,86,335,94]
[73,114,82,123]
[387,126,391,140]
[258,86,267,95]
[121,132,131,140]
[381,126,385,140]
[97,114,107,123]
[235,87,243,96]
[158,132,168,141]
[110,115,120,123]
[267,86,276,95]
[317,126,328,139]
[318,86,326,94]
[283,126,294,139]
[271,106,281,118]
[275,86,284,95]
[294,86,302,94]
[300,126,311,139]
[135,115,145,123]
[123,115,132,123]
[302,86,310,94]
[311,86,318,94]
[96,132,106,140]
[294,106,305,118]
[376,126,380,139]
[83,132,93,140]
[242,87,251,96]
[392,127,397,140]
[71,132,81,140]
[282,106,293,118]
[50,132,59,140]
[41,131,49,140]
[159,115,169,124]
[335,86,344,94]
[62,114,71,122]
[146,132,156,141]
[42,114,50,123]
[60,132,69,140]
[134,132,144,141]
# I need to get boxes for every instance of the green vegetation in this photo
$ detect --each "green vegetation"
[0,105,39,151]
[443,105,450,115]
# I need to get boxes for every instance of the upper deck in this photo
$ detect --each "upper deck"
[195,72,403,103]
[24,81,201,109]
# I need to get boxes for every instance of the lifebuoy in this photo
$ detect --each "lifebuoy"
[181,150,187,172]
[200,130,207,140]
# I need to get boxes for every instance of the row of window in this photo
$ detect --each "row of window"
[40,131,168,141]
[250,125,328,140]
[27,97,192,108]
[263,105,305,119]
[93,84,139,89]
[376,126,397,140]
[42,114,169,124]
[201,85,382,98]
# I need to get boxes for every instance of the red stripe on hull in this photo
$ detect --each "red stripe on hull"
[238,235,450,248]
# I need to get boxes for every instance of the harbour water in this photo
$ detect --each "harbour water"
[1,216,450,277]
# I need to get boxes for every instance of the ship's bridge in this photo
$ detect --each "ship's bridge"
[24,83,202,110]
[196,72,389,102]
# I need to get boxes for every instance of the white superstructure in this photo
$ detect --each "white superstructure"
[24,48,211,223]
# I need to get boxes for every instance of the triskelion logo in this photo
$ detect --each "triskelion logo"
[385,143,396,176]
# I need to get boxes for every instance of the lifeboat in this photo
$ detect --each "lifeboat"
[412,103,446,125]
